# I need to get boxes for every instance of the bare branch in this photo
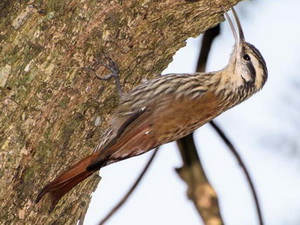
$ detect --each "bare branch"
[209,120,264,225]
[176,133,224,225]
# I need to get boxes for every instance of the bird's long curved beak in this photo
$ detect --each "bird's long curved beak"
[231,7,245,44]
[224,7,246,50]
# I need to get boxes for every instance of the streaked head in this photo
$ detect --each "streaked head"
[225,7,268,92]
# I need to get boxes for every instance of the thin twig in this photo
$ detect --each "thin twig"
[98,147,159,225]
[209,120,264,225]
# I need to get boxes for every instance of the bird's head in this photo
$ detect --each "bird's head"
[225,8,268,93]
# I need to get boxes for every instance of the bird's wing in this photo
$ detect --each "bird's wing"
[87,105,158,170]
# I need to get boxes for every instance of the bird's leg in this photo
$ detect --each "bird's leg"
[86,52,123,97]
[97,53,123,96]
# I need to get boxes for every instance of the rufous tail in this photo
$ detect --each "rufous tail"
[35,152,99,209]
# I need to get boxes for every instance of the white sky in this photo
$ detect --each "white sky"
[84,1,300,225]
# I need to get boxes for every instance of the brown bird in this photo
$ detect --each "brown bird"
[36,8,268,208]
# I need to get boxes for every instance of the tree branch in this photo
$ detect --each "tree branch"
[209,121,264,225]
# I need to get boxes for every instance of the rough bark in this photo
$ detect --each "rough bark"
[0,0,241,224]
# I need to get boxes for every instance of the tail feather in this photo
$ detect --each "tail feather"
[36,106,153,209]
[36,152,99,209]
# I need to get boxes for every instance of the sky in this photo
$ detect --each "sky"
[84,1,300,225]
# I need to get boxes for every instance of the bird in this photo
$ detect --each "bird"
[35,7,268,209]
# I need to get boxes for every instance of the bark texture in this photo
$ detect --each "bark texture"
[0,0,241,224]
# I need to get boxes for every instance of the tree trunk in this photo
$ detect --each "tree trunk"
[0,0,241,224]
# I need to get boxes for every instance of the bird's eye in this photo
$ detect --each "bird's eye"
[243,54,251,61]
